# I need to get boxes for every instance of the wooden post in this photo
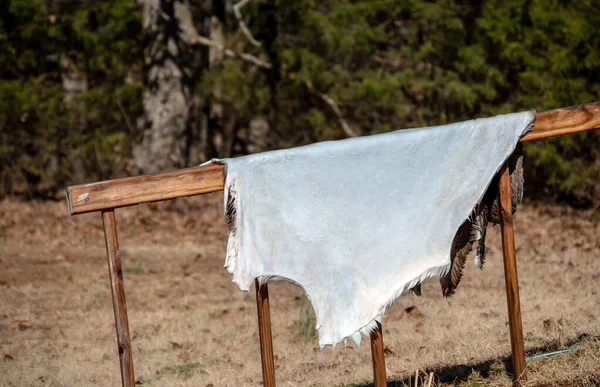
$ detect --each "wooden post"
[498,163,526,385]
[370,321,387,387]
[255,279,276,387]
[102,210,135,387]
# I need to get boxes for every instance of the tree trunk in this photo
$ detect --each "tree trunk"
[133,0,208,174]
[50,55,88,195]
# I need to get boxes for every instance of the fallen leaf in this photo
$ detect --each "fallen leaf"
[64,254,77,263]
[405,306,423,318]
[274,354,285,370]
[19,320,33,330]
[184,218,196,229]
[170,342,182,350]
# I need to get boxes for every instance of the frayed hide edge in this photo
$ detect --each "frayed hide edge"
[340,263,451,349]
[224,174,240,277]
[200,158,239,276]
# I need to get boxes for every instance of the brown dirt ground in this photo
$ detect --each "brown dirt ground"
[0,196,599,387]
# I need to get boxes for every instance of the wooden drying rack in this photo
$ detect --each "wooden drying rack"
[66,101,600,387]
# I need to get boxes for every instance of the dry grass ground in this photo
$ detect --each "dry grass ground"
[1,196,599,386]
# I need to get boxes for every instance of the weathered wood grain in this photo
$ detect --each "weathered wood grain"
[102,210,135,387]
[370,321,387,387]
[255,279,276,387]
[67,164,224,215]
[523,101,600,141]
[498,163,526,385]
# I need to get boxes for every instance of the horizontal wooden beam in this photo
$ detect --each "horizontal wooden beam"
[521,100,600,141]
[67,164,225,215]
[67,101,600,215]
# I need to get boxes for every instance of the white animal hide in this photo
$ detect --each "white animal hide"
[203,111,535,348]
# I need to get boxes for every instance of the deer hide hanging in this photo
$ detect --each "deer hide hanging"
[202,111,535,348]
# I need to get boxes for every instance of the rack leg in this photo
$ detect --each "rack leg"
[102,210,135,386]
[370,321,387,387]
[498,163,526,385]
[255,279,276,387]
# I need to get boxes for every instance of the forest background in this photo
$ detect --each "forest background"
[1,0,599,207]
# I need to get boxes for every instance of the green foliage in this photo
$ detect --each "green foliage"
[152,362,201,381]
[297,294,317,340]
[1,0,599,203]
[478,0,600,204]
[201,59,271,115]
[0,0,143,196]
[213,0,600,204]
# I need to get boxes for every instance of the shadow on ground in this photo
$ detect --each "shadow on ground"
[356,334,599,387]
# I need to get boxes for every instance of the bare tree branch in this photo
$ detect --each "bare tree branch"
[190,35,272,69]
[233,0,262,47]
[305,81,358,137]
[115,93,136,134]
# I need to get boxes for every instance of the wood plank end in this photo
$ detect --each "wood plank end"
[66,187,74,215]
